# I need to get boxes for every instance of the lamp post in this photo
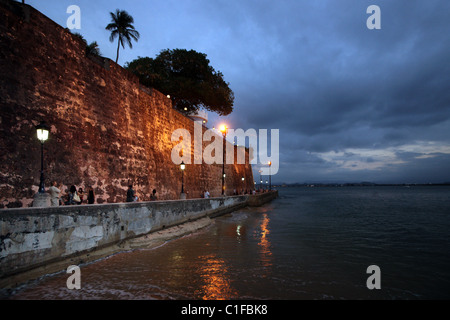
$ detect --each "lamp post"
[36,122,49,193]
[241,177,245,194]
[258,169,262,190]
[33,121,50,207]
[219,124,228,196]
[268,161,272,191]
[180,161,186,199]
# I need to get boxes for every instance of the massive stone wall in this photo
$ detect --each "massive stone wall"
[0,1,253,208]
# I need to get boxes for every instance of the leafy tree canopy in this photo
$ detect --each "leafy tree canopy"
[125,49,234,116]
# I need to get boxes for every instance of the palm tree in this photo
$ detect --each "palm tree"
[105,9,140,64]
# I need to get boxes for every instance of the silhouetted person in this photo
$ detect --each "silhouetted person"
[87,186,95,204]
[150,189,157,201]
[66,185,81,205]
[126,185,135,202]
[78,187,84,204]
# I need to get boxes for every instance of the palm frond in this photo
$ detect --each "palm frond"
[106,9,140,62]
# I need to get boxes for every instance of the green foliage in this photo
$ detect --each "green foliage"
[126,49,234,116]
[71,32,101,57]
[85,41,101,57]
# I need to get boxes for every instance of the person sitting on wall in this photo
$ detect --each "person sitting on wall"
[66,185,81,205]
[78,187,84,204]
[150,189,157,201]
[73,186,82,205]
[64,188,72,205]
[126,185,135,202]
[204,190,210,198]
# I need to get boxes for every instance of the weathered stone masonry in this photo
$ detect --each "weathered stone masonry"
[0,0,254,208]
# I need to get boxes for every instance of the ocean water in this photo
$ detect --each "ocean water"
[6,186,450,300]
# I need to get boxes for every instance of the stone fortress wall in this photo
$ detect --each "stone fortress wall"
[0,0,254,208]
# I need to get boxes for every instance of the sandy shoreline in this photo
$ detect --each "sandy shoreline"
[1,192,278,294]
[124,217,215,250]
[0,217,216,297]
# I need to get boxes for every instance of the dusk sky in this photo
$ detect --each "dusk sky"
[26,0,450,184]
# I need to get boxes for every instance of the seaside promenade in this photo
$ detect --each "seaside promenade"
[0,191,278,290]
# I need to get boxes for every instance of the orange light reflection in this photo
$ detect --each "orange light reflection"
[196,254,237,300]
[258,213,272,275]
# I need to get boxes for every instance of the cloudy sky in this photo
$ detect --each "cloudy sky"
[26,0,450,184]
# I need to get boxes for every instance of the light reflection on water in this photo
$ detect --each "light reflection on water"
[257,213,272,276]
[8,207,274,300]
[195,254,237,300]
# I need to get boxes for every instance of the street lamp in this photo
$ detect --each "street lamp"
[258,169,262,190]
[180,161,186,199]
[33,121,50,207]
[36,122,49,193]
[219,124,228,196]
[268,161,272,191]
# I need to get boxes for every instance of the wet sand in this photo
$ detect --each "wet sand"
[124,217,214,250]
